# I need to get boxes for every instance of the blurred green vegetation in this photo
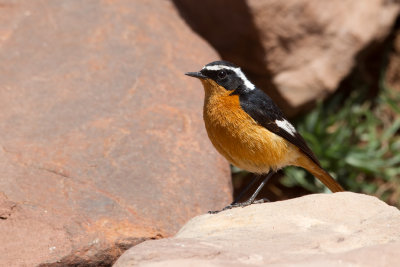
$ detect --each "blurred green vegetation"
[283,75,400,207]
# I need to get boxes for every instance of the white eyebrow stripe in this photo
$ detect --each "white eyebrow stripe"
[202,65,255,90]
[275,119,297,136]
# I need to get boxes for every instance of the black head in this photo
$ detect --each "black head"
[185,60,255,91]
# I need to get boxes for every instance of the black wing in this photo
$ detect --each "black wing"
[238,88,321,167]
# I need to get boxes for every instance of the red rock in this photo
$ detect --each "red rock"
[173,0,399,115]
[0,0,231,266]
[0,192,16,219]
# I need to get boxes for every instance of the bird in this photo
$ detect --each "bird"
[185,60,344,213]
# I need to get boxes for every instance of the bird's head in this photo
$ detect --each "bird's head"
[185,61,255,96]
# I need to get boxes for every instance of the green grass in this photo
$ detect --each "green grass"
[282,78,400,206]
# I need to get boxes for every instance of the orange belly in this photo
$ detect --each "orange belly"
[203,86,299,174]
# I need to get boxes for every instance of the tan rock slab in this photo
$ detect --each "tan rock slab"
[114,192,400,266]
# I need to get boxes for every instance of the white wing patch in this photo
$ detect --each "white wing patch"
[275,119,297,136]
[202,65,255,90]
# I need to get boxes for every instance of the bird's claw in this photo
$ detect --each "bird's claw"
[208,198,270,214]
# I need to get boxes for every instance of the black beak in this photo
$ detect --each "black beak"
[185,72,207,79]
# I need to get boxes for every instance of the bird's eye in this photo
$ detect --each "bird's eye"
[217,70,227,79]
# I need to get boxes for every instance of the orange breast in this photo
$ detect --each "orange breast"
[201,80,298,174]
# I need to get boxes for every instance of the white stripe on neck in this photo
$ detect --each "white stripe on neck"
[202,65,255,90]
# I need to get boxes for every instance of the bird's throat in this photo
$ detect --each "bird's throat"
[201,79,229,98]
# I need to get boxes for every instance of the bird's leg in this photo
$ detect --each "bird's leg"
[231,173,261,205]
[241,171,274,205]
[209,171,274,214]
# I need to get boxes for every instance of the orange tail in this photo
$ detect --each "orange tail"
[294,156,344,193]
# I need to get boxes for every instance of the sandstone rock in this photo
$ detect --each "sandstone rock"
[173,0,400,115]
[114,192,400,266]
[0,1,231,266]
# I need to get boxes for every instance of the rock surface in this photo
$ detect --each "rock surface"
[173,0,400,115]
[0,1,231,266]
[114,192,400,266]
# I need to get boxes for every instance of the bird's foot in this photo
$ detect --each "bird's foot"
[208,198,269,214]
